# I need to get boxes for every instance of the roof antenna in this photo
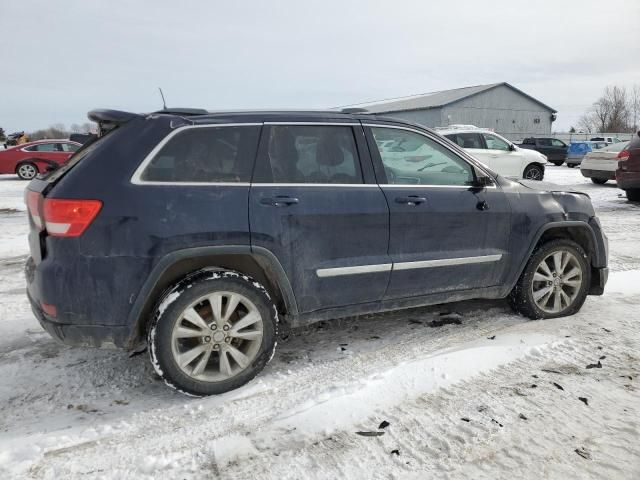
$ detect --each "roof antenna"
[158,87,167,110]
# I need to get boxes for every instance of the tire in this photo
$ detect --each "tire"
[591,178,607,185]
[567,164,576,168]
[523,164,544,180]
[16,162,38,180]
[509,239,590,320]
[627,189,640,202]
[551,160,564,166]
[149,270,278,396]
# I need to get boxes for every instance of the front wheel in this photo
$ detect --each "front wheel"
[523,164,544,180]
[16,162,38,180]
[551,160,564,166]
[149,270,278,396]
[509,239,590,319]
[591,178,607,185]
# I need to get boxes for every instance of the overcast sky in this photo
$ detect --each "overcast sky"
[1,0,638,133]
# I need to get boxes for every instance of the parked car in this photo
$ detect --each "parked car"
[438,126,547,180]
[566,141,608,168]
[0,139,81,179]
[518,137,568,166]
[580,141,630,184]
[590,136,622,144]
[3,131,28,148]
[25,108,608,396]
[615,131,640,201]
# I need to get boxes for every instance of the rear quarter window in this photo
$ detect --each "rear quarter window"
[139,125,261,183]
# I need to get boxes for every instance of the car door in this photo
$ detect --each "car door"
[249,122,391,313]
[481,132,524,178]
[550,139,567,160]
[365,124,511,300]
[536,138,553,158]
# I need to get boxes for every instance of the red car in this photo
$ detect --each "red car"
[0,139,82,180]
[616,131,640,201]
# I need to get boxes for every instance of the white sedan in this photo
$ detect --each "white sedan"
[580,141,630,184]
[438,126,548,180]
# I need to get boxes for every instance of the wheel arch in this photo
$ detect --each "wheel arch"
[125,246,297,349]
[14,159,40,174]
[509,221,602,295]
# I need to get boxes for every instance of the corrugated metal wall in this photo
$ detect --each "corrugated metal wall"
[384,84,554,141]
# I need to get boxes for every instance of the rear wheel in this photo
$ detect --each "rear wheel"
[551,160,564,166]
[627,189,640,202]
[149,270,278,396]
[510,239,590,319]
[16,162,38,180]
[567,164,576,168]
[591,178,608,184]
[523,164,544,180]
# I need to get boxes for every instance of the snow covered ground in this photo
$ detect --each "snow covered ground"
[0,167,638,479]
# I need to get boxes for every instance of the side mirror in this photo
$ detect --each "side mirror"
[472,174,494,188]
[509,143,517,151]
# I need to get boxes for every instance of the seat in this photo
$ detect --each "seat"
[269,129,304,182]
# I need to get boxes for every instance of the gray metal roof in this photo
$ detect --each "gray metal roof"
[340,82,557,114]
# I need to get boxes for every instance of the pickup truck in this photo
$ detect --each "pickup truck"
[518,138,568,166]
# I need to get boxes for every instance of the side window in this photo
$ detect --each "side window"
[256,125,363,184]
[61,143,80,152]
[482,133,510,151]
[522,138,535,145]
[538,138,552,146]
[26,143,57,152]
[551,139,566,147]
[445,133,483,149]
[371,127,474,186]
[140,126,260,183]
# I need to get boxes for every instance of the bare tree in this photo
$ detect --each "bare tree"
[631,84,640,132]
[579,85,633,133]
[577,112,596,133]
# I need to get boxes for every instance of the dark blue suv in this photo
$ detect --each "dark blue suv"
[25,108,608,395]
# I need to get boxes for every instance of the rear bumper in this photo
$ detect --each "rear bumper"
[581,168,615,180]
[616,171,640,191]
[27,288,129,348]
[25,254,139,349]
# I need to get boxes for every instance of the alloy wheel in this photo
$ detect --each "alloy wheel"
[531,250,584,314]
[524,167,542,180]
[18,164,37,179]
[170,291,264,382]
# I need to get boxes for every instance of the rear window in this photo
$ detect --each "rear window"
[140,126,261,183]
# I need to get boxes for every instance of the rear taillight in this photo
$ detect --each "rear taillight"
[25,190,43,230]
[42,199,102,237]
[617,150,630,160]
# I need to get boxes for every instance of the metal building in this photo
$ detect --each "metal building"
[347,82,557,141]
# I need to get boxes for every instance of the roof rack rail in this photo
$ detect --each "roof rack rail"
[341,107,369,114]
[153,108,209,116]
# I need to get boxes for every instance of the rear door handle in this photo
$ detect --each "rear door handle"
[395,195,427,206]
[260,196,299,207]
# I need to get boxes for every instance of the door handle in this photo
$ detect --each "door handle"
[260,196,299,207]
[395,195,427,206]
